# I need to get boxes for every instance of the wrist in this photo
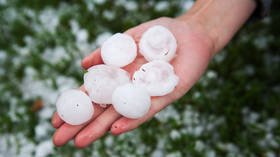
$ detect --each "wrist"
[177,0,256,55]
[176,15,216,57]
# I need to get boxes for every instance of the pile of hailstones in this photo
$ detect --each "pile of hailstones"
[56,25,179,125]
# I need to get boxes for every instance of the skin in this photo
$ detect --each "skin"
[52,0,256,148]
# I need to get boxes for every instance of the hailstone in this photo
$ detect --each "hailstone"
[56,89,94,125]
[84,64,130,104]
[139,25,177,61]
[132,60,179,96]
[112,83,151,119]
[101,33,137,67]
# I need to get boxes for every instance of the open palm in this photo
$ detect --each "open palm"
[52,17,214,148]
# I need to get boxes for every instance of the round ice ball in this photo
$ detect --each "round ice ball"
[132,60,179,96]
[56,89,94,125]
[84,64,130,104]
[112,83,151,119]
[139,25,177,61]
[101,33,137,67]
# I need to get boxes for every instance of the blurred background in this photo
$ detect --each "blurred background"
[0,0,279,157]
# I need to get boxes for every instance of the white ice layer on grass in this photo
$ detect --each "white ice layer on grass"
[39,8,59,33]
[194,140,205,152]
[217,143,240,154]
[42,46,69,64]
[0,50,6,75]
[242,107,279,150]
[155,1,169,11]
[35,140,53,157]
[76,29,88,43]
[155,105,180,123]
[253,35,273,49]
[70,20,95,56]
[35,121,52,140]
[3,8,18,23]
[0,50,7,62]
[0,133,36,157]
[104,10,115,20]
[166,151,182,157]
[265,152,277,157]
[0,0,7,5]
[124,1,138,11]
[21,67,58,105]
[94,0,105,4]
[170,130,181,140]
[2,1,280,157]
[205,150,216,157]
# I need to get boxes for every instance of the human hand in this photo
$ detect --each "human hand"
[51,17,215,148]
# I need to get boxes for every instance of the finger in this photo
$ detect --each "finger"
[74,106,121,148]
[110,96,171,135]
[51,112,64,128]
[81,49,103,70]
[53,104,105,146]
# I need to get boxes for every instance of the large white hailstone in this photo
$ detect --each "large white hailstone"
[56,89,94,125]
[84,64,130,104]
[112,83,151,119]
[139,25,177,61]
[132,60,179,96]
[101,33,137,67]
